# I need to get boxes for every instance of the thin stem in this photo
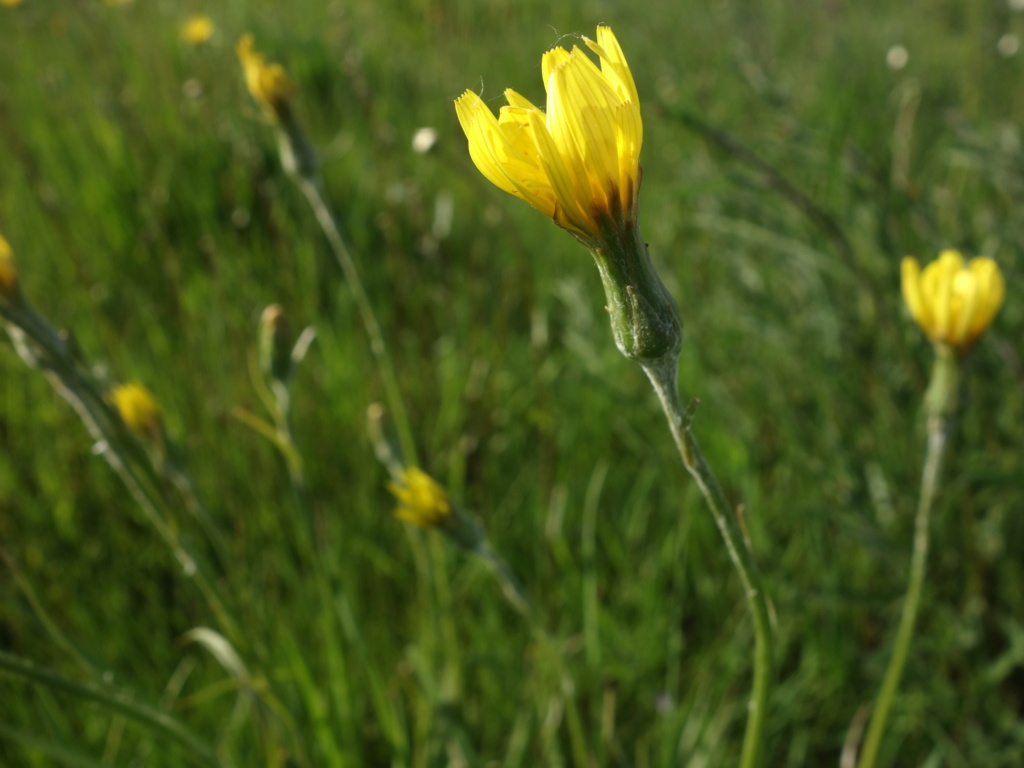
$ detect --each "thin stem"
[295,175,418,468]
[856,413,948,768]
[642,357,774,768]
[1,306,243,649]
[0,650,219,766]
[0,545,97,675]
[473,538,534,623]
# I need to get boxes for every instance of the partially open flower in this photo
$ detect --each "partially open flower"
[455,25,642,245]
[387,467,452,529]
[902,251,1005,353]
[236,34,317,179]
[455,27,681,366]
[236,34,296,125]
[111,383,162,438]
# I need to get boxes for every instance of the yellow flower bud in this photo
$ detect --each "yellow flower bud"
[387,467,451,529]
[236,34,296,125]
[901,250,1005,352]
[0,234,18,303]
[180,15,215,45]
[110,383,162,438]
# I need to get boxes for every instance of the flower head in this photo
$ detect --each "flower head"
[455,25,642,244]
[111,383,162,437]
[0,234,18,303]
[236,34,296,124]
[902,250,1005,352]
[387,467,451,529]
[180,15,215,45]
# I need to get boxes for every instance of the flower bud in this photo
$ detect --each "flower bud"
[110,383,162,439]
[259,304,293,384]
[387,467,452,529]
[180,15,214,45]
[0,234,20,305]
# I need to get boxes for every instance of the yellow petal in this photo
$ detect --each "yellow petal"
[901,257,927,328]
[950,267,978,347]
[587,25,640,106]
[503,88,540,111]
[967,257,1005,342]
[541,46,571,87]
[928,251,963,339]
[455,91,555,217]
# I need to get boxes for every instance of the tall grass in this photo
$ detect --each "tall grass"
[2,1,1022,766]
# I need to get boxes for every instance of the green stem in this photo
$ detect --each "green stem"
[856,412,948,768]
[428,532,463,705]
[642,357,774,768]
[295,175,418,468]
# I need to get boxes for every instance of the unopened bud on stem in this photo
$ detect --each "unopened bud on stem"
[259,304,293,384]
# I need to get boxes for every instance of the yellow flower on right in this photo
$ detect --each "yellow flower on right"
[901,250,1005,352]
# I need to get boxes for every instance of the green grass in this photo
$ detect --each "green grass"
[2,0,1023,765]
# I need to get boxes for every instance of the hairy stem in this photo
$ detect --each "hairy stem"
[643,356,774,768]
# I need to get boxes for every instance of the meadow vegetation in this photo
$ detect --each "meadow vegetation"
[1,0,1022,766]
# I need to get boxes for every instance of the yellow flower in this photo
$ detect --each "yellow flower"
[2,0,25,8]
[110,383,162,437]
[387,467,451,528]
[0,234,18,302]
[454,25,642,244]
[180,15,214,45]
[236,34,296,125]
[902,250,1005,352]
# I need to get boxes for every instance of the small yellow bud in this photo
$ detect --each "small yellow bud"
[110,383,162,438]
[901,251,1005,352]
[387,467,451,529]
[0,234,19,303]
[236,34,296,125]
[180,15,215,45]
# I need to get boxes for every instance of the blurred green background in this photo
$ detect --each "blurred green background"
[2,0,1022,765]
